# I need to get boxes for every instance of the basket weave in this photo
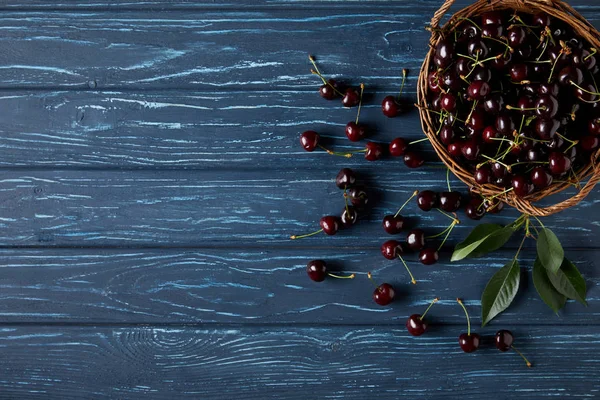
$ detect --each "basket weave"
[418,0,600,217]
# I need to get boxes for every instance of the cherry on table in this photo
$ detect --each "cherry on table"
[406,229,426,251]
[495,329,533,367]
[340,206,359,228]
[368,272,395,306]
[383,215,404,234]
[465,197,485,220]
[419,248,439,265]
[345,122,366,142]
[320,216,341,235]
[365,142,384,161]
[389,137,408,157]
[417,190,439,211]
[457,298,480,353]
[306,260,355,282]
[347,186,369,209]
[439,192,462,212]
[335,168,356,189]
[342,87,360,107]
[404,151,424,168]
[319,79,342,100]
[300,130,320,152]
[381,240,404,260]
[406,297,439,336]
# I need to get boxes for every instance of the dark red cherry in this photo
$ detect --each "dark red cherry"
[484,94,505,115]
[572,49,597,70]
[406,229,426,251]
[365,142,384,161]
[482,24,503,39]
[448,142,463,157]
[340,206,359,228]
[482,126,499,143]
[575,82,599,102]
[434,40,455,68]
[382,95,403,118]
[417,190,439,211]
[492,52,512,70]
[495,329,514,352]
[467,80,491,100]
[319,79,341,100]
[509,64,529,82]
[440,126,456,145]
[508,26,527,47]
[455,58,471,76]
[533,12,551,27]
[475,165,493,185]
[535,118,559,140]
[535,95,559,118]
[558,65,583,86]
[441,93,457,112]
[462,140,481,161]
[442,70,461,91]
[306,260,328,282]
[383,215,404,235]
[419,248,439,265]
[381,240,404,260]
[300,130,320,151]
[428,70,442,92]
[342,88,360,107]
[459,333,481,353]
[467,111,486,131]
[588,118,600,135]
[481,11,503,26]
[467,39,489,58]
[530,166,553,189]
[549,152,572,175]
[485,199,504,214]
[373,283,395,306]
[335,168,356,189]
[580,135,600,152]
[471,66,492,82]
[538,83,560,97]
[492,162,508,178]
[389,137,408,157]
[439,191,462,212]
[345,122,366,142]
[320,216,340,235]
[460,22,480,41]
[496,113,515,134]
[406,314,428,336]
[511,175,534,197]
[347,186,369,209]
[404,151,425,168]
[465,197,485,220]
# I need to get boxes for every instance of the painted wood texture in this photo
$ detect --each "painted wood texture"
[0,1,599,398]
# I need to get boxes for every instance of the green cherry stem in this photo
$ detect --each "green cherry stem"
[548,49,565,83]
[317,145,354,158]
[409,137,430,145]
[290,229,322,240]
[397,68,407,101]
[436,208,457,221]
[344,188,350,216]
[457,298,471,336]
[327,272,356,279]
[309,57,345,97]
[394,190,419,218]
[398,255,417,285]
[511,346,533,368]
[584,47,597,61]
[446,168,452,192]
[437,218,459,252]
[355,83,365,124]
[420,297,440,320]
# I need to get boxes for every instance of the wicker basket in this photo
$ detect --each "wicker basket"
[417,0,600,216]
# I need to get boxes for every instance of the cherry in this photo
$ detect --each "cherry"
[533,12,551,27]
[535,118,559,140]
[496,113,515,134]
[538,83,560,97]
[439,191,462,212]
[467,39,489,58]
[440,126,456,145]
[382,68,409,118]
[404,151,425,168]
[530,166,553,189]
[511,175,534,197]
[572,49,597,70]
[406,229,426,251]
[306,260,355,282]
[467,111,486,131]
[460,22,479,41]
[457,298,480,353]
[507,26,527,48]
[482,126,499,143]
[365,142,384,161]
[389,137,408,157]
[485,198,504,214]
[381,240,404,260]
[509,64,529,82]
[482,11,503,26]
[368,272,395,306]
[535,95,559,118]
[340,206,359,228]
[462,140,481,161]
[558,65,583,86]
[441,93,457,112]
[484,94,506,115]
[347,186,369,209]
[434,40,455,68]
[465,197,485,220]
[419,248,439,265]
[588,118,600,135]
[482,24,503,39]
[417,190,439,211]
[495,330,533,367]
[345,122,366,142]
[428,70,442,92]
[574,82,599,102]
[300,130,320,152]
[475,165,493,184]
[447,142,462,157]
[580,135,600,152]
[406,298,440,336]
[549,151,572,175]
[319,79,342,100]
[335,168,356,189]
[342,88,360,107]
[442,70,461,91]
[468,80,491,100]
[382,215,404,234]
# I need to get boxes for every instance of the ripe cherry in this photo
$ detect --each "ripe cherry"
[417,190,439,211]
[404,151,425,168]
[365,142,384,161]
[368,272,395,306]
[382,69,409,118]
[462,140,481,161]
[345,122,366,142]
[439,191,462,212]
[511,175,534,197]
[300,130,320,151]
[465,197,485,220]
[457,298,480,353]
[381,240,404,260]
[419,248,439,265]
[549,151,572,175]
[306,260,355,282]
[340,206,359,228]
[441,93,457,112]
[389,137,408,157]
[475,165,493,185]
[319,79,342,100]
[406,229,426,251]
[530,166,553,189]
[347,186,369,209]
[495,330,533,367]
[335,168,356,189]
[468,80,491,100]
[406,298,439,336]
[342,88,360,107]
[383,190,418,234]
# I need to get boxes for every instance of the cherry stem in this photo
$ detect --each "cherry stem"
[456,298,471,336]
[420,297,440,319]
[486,187,515,202]
[464,53,480,81]
[318,145,353,158]
[309,62,345,97]
[327,272,356,279]
[290,229,323,240]
[408,137,430,145]
[482,36,513,52]
[344,188,350,216]
[548,49,565,83]
[446,168,452,192]
[436,208,457,222]
[355,83,365,125]
[398,255,417,285]
[480,154,512,172]
[308,55,323,76]
[397,69,407,101]
[512,346,533,368]
[584,47,597,61]
[465,99,478,127]
[537,36,549,61]
[426,224,453,239]
[506,105,547,112]
[569,80,600,96]
[394,190,419,218]
[438,219,459,251]
[556,132,578,145]
[367,272,379,288]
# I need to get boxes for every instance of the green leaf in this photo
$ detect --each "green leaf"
[536,228,564,274]
[452,222,519,262]
[547,258,588,306]
[481,259,521,326]
[532,257,567,313]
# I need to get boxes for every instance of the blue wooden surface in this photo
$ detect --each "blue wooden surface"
[0,0,599,398]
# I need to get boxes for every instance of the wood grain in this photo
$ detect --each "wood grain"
[0,325,598,399]
[0,248,597,324]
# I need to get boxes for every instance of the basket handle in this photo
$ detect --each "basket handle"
[512,151,600,217]
[431,0,456,29]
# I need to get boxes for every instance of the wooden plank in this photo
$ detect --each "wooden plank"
[0,325,597,399]
[0,169,597,248]
[0,2,594,89]
[0,247,596,324]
